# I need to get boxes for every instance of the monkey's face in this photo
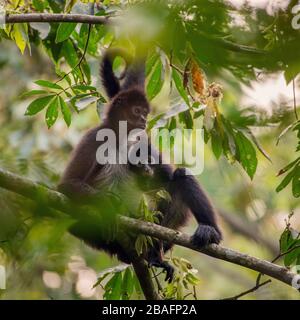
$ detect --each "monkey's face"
[109,88,150,130]
[127,105,149,130]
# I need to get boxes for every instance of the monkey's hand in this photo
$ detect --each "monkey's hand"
[148,258,175,283]
[130,162,154,177]
[191,225,222,247]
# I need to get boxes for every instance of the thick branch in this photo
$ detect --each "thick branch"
[119,217,296,287]
[5,13,110,25]
[4,14,265,56]
[0,167,298,290]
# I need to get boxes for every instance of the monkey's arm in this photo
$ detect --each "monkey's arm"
[170,168,222,246]
[58,127,100,200]
[147,146,222,246]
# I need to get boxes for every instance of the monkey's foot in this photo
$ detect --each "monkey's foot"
[148,259,175,283]
[191,225,222,247]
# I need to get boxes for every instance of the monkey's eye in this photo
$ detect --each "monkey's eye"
[133,107,141,115]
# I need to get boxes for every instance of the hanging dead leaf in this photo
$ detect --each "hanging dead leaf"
[191,61,206,96]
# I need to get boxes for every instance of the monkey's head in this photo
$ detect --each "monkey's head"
[107,87,150,131]
[101,49,150,131]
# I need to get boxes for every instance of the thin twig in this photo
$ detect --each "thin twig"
[256,243,300,286]
[56,24,92,84]
[169,51,184,75]
[222,279,272,300]
[183,292,193,299]
[193,285,198,300]
[151,267,163,293]
[233,241,300,299]
[272,244,300,264]
[293,79,298,120]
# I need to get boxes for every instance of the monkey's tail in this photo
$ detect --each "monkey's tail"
[100,48,132,99]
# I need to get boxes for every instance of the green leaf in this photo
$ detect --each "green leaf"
[25,95,55,116]
[179,110,193,129]
[77,24,104,56]
[59,96,71,127]
[211,130,223,159]
[81,59,91,83]
[64,0,77,13]
[248,130,272,163]
[121,268,134,300]
[280,229,293,253]
[168,117,177,131]
[35,80,63,90]
[20,90,48,98]
[284,241,300,267]
[45,97,59,128]
[234,131,257,179]
[186,272,201,286]
[104,272,122,300]
[69,92,96,102]
[147,113,165,130]
[72,85,97,92]
[146,59,164,101]
[284,61,300,85]
[93,265,129,289]
[172,69,190,106]
[62,40,79,69]
[11,24,29,54]
[32,0,46,11]
[55,23,77,43]
[280,229,300,266]
[276,168,296,193]
[146,52,160,76]
[278,158,300,176]
[292,168,300,198]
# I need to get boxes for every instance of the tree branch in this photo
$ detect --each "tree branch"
[118,216,297,288]
[0,167,298,293]
[222,279,272,300]
[5,13,110,25]
[4,14,265,56]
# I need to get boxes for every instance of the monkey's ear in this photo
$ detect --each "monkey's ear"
[112,96,126,109]
[100,49,132,99]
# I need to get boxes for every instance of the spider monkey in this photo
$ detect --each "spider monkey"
[58,49,222,283]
